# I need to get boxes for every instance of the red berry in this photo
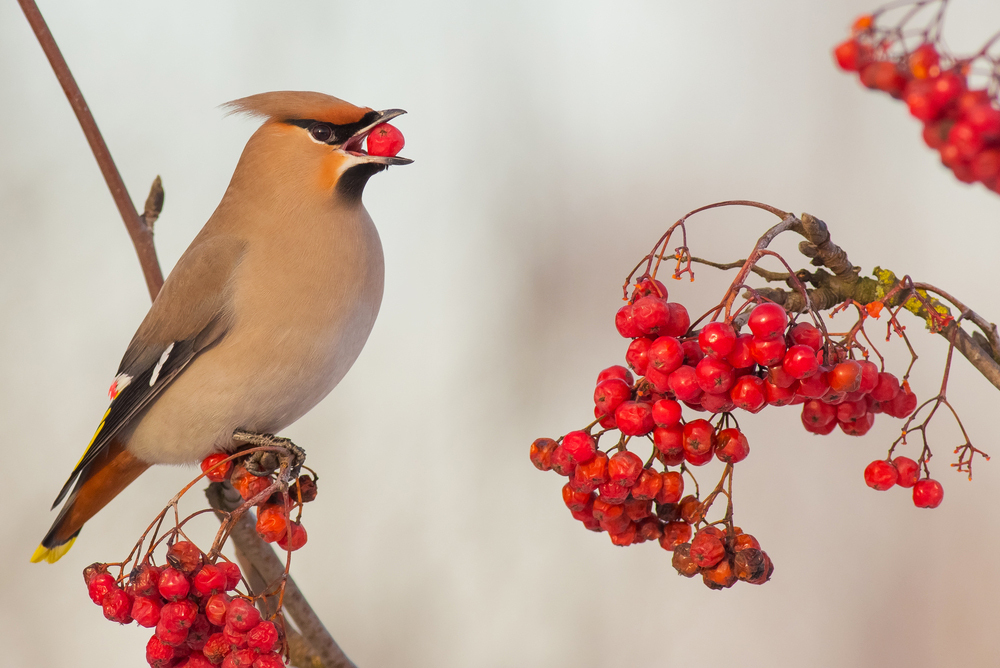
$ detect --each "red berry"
[656,471,684,505]
[147,635,177,668]
[615,304,641,338]
[232,467,273,501]
[652,399,682,428]
[749,334,786,367]
[631,277,668,301]
[158,568,191,601]
[614,401,655,436]
[659,521,692,551]
[162,599,198,633]
[132,563,164,598]
[796,371,829,399]
[689,529,726,568]
[202,633,232,664]
[594,378,632,417]
[698,322,737,359]
[561,431,596,465]
[253,652,286,668]
[256,504,290,544]
[828,361,862,393]
[909,43,939,79]
[201,453,233,483]
[883,386,918,419]
[607,451,644,487]
[764,378,797,406]
[529,437,557,471]
[597,365,634,386]
[695,357,735,394]
[88,572,117,605]
[715,428,750,464]
[608,521,638,546]
[748,303,788,338]
[132,596,163,628]
[277,522,308,551]
[802,399,837,428]
[205,593,230,627]
[562,483,593,512]
[648,336,684,374]
[630,468,663,501]
[625,337,652,375]
[913,479,944,508]
[222,649,258,668]
[860,61,907,96]
[836,399,867,423]
[667,365,702,402]
[857,360,879,394]
[193,564,228,596]
[549,445,576,477]
[156,618,190,647]
[682,419,715,458]
[726,334,754,369]
[783,344,820,379]
[664,303,691,337]
[699,391,734,414]
[864,460,898,491]
[102,587,133,624]
[217,561,243,591]
[366,123,405,157]
[226,598,261,633]
[247,620,280,654]
[182,652,215,668]
[167,541,204,575]
[834,39,870,72]
[839,411,875,436]
[729,375,766,412]
[623,497,653,522]
[631,296,672,336]
[653,424,684,466]
[972,149,1000,184]
[893,456,921,488]
[948,121,984,161]
[574,451,609,489]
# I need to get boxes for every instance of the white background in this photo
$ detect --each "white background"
[2,1,999,667]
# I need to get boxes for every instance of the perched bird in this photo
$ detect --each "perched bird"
[32,91,411,563]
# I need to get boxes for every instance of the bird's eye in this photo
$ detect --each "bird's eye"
[309,123,334,143]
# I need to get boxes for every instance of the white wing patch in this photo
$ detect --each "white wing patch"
[108,373,133,400]
[149,343,175,387]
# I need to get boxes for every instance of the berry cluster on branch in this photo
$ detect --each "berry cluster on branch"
[84,448,317,667]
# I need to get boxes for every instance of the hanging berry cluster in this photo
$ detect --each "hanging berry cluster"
[84,448,316,667]
[529,201,981,590]
[834,1,1000,193]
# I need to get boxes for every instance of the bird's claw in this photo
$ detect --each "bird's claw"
[232,429,306,478]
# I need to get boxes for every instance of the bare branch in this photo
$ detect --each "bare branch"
[17,0,164,300]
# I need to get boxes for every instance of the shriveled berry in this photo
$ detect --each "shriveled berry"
[256,505,289,544]
[224,625,249,650]
[671,543,700,577]
[561,431,596,465]
[218,561,243,591]
[679,495,703,524]
[158,568,191,601]
[656,471,684,505]
[205,593,231,627]
[562,484,593,512]
[607,451,644,487]
[132,596,164,628]
[252,652,286,668]
[529,438,557,471]
[623,497,653,522]
[733,532,760,552]
[161,599,199,633]
[630,468,662,500]
[614,401,655,436]
[893,456,920,488]
[549,445,576,477]
[103,587,133,624]
[598,480,630,504]
[690,529,726,568]
[156,618,190,647]
[658,521,691,551]
[734,547,769,582]
[88,572,117,605]
[366,123,405,157]
[632,296,672,336]
[864,460,898,491]
[132,563,163,598]
[608,521,638,546]
[703,557,738,589]
[202,633,232,664]
[277,522,308,551]
[201,453,233,483]
[167,541,204,575]
[913,478,944,508]
[186,615,212,652]
[182,652,215,668]
[222,649,258,668]
[147,635,177,668]
[574,451,609,489]
[232,467,272,501]
[246,620,279,654]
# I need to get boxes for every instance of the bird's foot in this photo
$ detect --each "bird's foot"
[232,429,306,478]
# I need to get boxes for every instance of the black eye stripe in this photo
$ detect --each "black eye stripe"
[286,112,382,145]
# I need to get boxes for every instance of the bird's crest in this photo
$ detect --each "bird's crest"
[222,91,372,126]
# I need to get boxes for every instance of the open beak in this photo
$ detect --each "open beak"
[342,109,413,165]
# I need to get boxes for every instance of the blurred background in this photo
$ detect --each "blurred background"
[2,1,1000,666]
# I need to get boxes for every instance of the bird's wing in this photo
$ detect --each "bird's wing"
[51,235,246,509]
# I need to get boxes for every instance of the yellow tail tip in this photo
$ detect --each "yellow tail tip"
[30,537,77,564]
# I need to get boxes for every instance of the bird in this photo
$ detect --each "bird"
[32,91,412,563]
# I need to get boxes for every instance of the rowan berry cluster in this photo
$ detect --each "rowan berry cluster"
[85,451,318,666]
[531,268,947,589]
[834,6,1000,193]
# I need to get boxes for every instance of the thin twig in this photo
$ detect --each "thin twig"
[17,0,164,300]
